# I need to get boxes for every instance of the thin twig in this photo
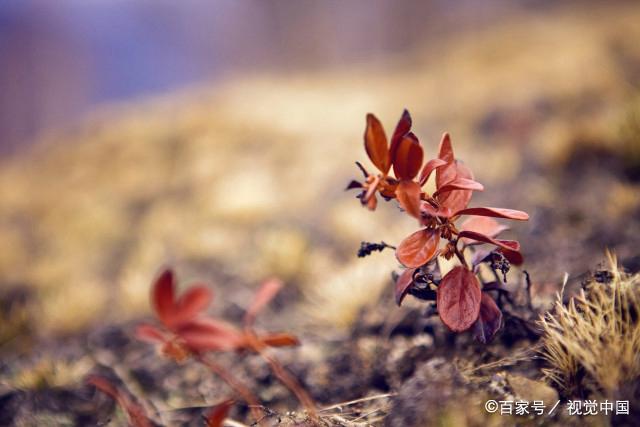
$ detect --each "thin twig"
[524,270,533,309]
[245,330,318,421]
[258,348,317,419]
[319,393,397,412]
[196,355,263,424]
[453,240,469,270]
[355,161,368,178]
[358,241,396,258]
[351,407,386,422]
[461,345,542,375]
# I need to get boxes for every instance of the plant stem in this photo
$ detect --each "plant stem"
[524,270,533,310]
[246,331,318,421]
[452,239,469,269]
[196,355,263,424]
[355,161,368,177]
[258,349,318,420]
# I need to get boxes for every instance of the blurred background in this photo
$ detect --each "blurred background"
[2,0,614,154]
[0,0,510,153]
[1,0,640,340]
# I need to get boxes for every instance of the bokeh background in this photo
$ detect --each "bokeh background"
[1,0,640,342]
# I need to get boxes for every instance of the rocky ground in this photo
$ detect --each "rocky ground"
[1,3,640,426]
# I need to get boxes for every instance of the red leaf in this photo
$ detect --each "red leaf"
[437,266,481,332]
[437,132,454,162]
[433,177,484,197]
[435,133,456,188]
[395,268,417,306]
[205,399,235,427]
[396,229,440,268]
[389,109,412,157]
[469,240,524,267]
[453,207,529,221]
[460,216,509,246]
[391,132,423,180]
[178,317,241,336]
[434,133,476,212]
[496,239,521,251]
[395,180,422,219]
[457,230,520,252]
[472,293,502,343]
[171,285,213,327]
[135,324,166,344]
[152,269,177,327]
[420,201,452,218]
[501,248,524,265]
[244,278,283,327]
[364,113,390,174]
[419,158,448,186]
[260,332,300,348]
[177,318,246,352]
[437,162,474,213]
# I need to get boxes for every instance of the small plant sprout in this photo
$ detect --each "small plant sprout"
[136,269,316,423]
[136,269,300,358]
[349,110,530,343]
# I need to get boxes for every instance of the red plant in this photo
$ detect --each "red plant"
[136,269,298,359]
[136,270,316,422]
[349,110,530,342]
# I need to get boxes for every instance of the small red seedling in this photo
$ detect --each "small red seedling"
[137,270,316,423]
[136,269,298,359]
[349,110,530,343]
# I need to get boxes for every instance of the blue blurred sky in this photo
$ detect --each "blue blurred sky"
[0,0,547,153]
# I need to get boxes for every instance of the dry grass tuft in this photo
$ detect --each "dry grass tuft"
[539,252,640,398]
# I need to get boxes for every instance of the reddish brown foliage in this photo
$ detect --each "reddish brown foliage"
[137,271,315,423]
[136,269,298,359]
[396,229,440,268]
[395,267,417,306]
[350,110,530,339]
[437,266,481,332]
[459,216,509,245]
[349,110,422,210]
